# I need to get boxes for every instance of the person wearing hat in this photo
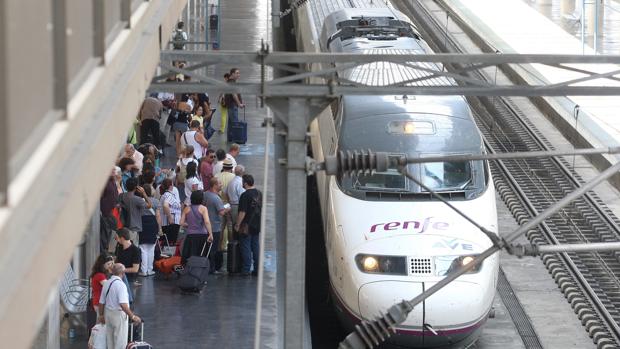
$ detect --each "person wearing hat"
[215,158,236,250]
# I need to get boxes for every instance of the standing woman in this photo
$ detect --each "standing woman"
[218,73,230,134]
[139,184,161,276]
[191,105,205,128]
[184,161,203,206]
[160,178,182,244]
[90,253,114,317]
[179,191,213,264]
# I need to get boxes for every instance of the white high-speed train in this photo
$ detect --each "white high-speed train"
[295,2,499,348]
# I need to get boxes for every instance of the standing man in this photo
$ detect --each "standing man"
[180,120,209,160]
[215,159,236,249]
[123,144,144,173]
[235,175,262,276]
[226,143,240,169]
[225,68,244,140]
[226,164,245,242]
[119,178,152,246]
[200,149,216,190]
[139,96,163,149]
[203,178,231,274]
[100,168,119,254]
[172,21,188,50]
[98,263,141,349]
[114,228,141,291]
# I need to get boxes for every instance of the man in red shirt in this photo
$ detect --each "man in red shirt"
[200,149,216,190]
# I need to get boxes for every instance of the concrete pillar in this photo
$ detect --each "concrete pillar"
[31,288,60,349]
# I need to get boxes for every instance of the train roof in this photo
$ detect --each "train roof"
[342,95,473,120]
[339,95,484,155]
[323,8,413,27]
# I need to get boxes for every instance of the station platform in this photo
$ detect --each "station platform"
[61,0,275,347]
[444,0,620,160]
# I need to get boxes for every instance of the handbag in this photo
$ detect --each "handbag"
[237,222,249,236]
[166,109,178,126]
[88,324,106,349]
[160,234,176,257]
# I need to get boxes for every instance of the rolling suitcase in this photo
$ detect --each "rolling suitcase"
[177,242,212,293]
[229,109,248,144]
[126,322,152,349]
[227,240,242,274]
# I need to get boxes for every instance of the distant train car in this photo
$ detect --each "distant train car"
[296,4,499,348]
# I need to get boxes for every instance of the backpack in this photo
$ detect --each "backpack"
[119,198,130,228]
[177,158,195,185]
[247,192,262,231]
[172,29,186,50]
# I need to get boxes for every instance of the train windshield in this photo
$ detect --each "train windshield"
[421,161,471,191]
[340,156,485,200]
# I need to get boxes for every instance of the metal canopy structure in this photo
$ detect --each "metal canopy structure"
[150,50,620,96]
[151,48,620,348]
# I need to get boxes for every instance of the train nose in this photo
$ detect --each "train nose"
[357,280,490,347]
[358,281,425,329]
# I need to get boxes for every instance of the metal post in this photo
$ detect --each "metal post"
[217,0,221,49]
[93,0,106,65]
[0,0,7,206]
[581,0,586,54]
[205,0,211,49]
[274,118,287,349]
[121,0,131,29]
[594,0,599,53]
[285,98,309,349]
[52,0,68,113]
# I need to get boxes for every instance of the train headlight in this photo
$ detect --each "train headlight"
[355,254,407,275]
[435,255,482,276]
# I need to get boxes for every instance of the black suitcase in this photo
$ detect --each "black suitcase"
[229,109,248,144]
[177,243,211,293]
[209,14,218,29]
[227,240,242,274]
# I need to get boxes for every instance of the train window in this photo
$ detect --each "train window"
[421,161,472,191]
[353,169,406,191]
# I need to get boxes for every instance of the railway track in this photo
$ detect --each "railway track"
[395,0,620,347]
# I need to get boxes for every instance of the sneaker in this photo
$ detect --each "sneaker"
[147,271,156,276]
[138,272,148,277]
[213,270,224,275]
[133,280,142,286]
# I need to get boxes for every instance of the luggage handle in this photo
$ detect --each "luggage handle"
[243,107,246,121]
[201,241,213,258]
[162,234,171,247]
[129,321,144,343]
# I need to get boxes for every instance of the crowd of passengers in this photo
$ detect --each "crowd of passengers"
[89,59,261,349]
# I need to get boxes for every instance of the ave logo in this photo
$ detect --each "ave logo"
[432,238,473,251]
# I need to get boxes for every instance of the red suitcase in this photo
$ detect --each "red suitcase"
[154,256,182,275]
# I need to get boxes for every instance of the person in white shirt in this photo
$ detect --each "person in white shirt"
[226,143,240,169]
[184,161,204,206]
[226,165,245,241]
[123,144,144,173]
[212,149,226,175]
[98,263,141,349]
[180,120,209,160]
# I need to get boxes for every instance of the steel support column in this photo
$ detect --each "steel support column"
[267,96,332,349]
[52,0,68,113]
[0,0,6,206]
[274,118,287,349]
[284,97,309,349]
[93,0,106,64]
